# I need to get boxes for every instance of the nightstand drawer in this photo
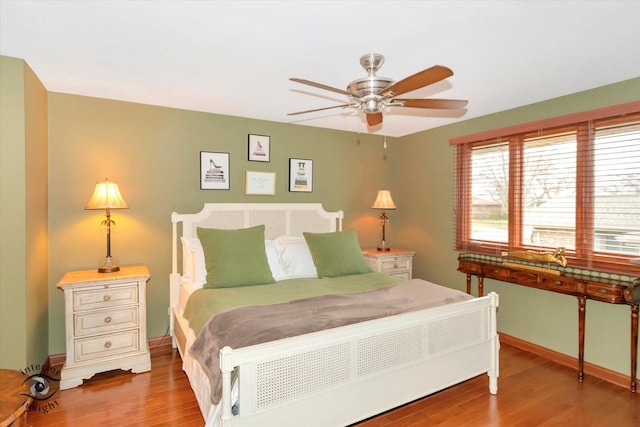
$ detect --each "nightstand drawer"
[74,330,140,363]
[73,284,138,311]
[380,258,411,273]
[74,307,139,336]
[363,249,415,280]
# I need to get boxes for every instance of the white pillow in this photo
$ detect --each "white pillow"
[276,236,318,279]
[180,237,194,284]
[265,240,286,281]
[190,238,207,285]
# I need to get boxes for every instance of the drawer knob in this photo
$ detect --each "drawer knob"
[394,263,399,269]
[104,341,112,349]
[104,316,112,324]
[103,295,111,302]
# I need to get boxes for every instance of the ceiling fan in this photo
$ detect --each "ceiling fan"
[288,53,468,127]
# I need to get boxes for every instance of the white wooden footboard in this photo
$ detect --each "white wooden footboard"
[217,292,499,427]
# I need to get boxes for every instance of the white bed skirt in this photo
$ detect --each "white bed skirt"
[174,306,224,426]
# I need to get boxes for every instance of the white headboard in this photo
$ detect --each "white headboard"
[169,203,344,319]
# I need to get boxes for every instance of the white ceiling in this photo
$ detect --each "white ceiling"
[1,1,639,137]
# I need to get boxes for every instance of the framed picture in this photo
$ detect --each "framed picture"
[248,134,270,162]
[200,152,230,190]
[289,158,313,192]
[245,170,276,195]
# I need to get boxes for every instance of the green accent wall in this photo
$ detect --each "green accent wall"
[396,77,640,378]
[0,56,49,369]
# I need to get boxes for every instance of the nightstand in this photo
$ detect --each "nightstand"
[56,265,151,390]
[363,248,415,280]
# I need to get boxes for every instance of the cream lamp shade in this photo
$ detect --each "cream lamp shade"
[371,190,396,210]
[85,180,128,210]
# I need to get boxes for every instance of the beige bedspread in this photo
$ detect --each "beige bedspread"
[189,278,473,404]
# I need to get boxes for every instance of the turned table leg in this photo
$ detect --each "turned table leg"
[631,304,638,392]
[578,295,587,382]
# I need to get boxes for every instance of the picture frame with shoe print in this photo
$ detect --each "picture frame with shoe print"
[288,158,313,192]
[248,134,270,162]
[200,152,230,190]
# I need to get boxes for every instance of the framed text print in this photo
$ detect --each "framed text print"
[245,170,276,195]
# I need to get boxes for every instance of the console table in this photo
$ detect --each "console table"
[457,253,640,392]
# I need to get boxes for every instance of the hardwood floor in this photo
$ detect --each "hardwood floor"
[27,343,639,426]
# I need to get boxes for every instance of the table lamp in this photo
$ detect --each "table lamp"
[85,179,128,273]
[372,189,396,251]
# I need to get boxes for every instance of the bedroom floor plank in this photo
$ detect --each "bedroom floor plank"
[27,343,639,426]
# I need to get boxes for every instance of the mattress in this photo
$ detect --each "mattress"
[178,280,202,315]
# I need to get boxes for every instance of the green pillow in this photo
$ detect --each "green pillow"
[303,230,372,278]
[197,225,275,288]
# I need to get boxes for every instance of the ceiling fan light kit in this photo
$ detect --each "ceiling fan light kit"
[289,53,467,127]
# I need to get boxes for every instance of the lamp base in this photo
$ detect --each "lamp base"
[98,256,120,273]
[377,241,390,252]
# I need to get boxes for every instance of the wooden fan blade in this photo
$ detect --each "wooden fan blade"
[382,65,453,97]
[394,98,468,109]
[290,78,350,96]
[367,113,383,126]
[287,104,351,116]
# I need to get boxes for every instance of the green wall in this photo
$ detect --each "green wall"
[396,77,640,378]
[0,56,49,369]
[3,51,639,381]
[46,93,396,354]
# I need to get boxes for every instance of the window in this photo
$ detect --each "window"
[452,102,640,275]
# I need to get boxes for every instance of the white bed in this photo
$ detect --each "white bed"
[169,203,499,427]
